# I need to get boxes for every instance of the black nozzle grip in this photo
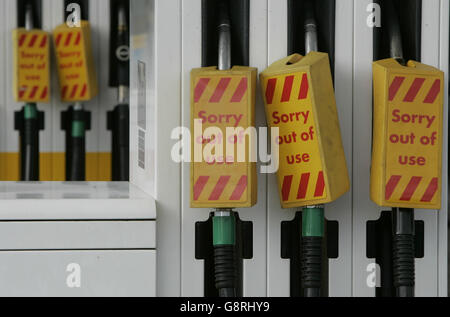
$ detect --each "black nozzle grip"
[301,236,322,297]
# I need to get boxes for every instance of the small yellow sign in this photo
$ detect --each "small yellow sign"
[12,29,50,103]
[260,52,349,209]
[53,21,98,102]
[190,66,257,208]
[372,59,444,210]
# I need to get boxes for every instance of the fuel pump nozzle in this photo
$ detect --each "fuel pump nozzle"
[385,1,415,298]
[109,3,130,181]
[299,1,326,298]
[65,11,87,181]
[212,0,238,298]
[19,3,40,181]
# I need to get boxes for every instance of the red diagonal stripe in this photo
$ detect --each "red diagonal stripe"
[421,178,438,203]
[281,75,295,102]
[389,76,405,101]
[39,35,47,48]
[80,84,87,98]
[297,173,311,200]
[194,78,210,103]
[28,34,38,47]
[386,175,402,200]
[28,86,39,99]
[265,78,277,104]
[193,176,209,201]
[19,86,27,99]
[70,85,79,99]
[230,176,248,201]
[209,176,231,201]
[230,77,248,103]
[18,34,27,47]
[55,33,63,47]
[424,79,441,104]
[282,175,293,202]
[298,73,309,100]
[403,78,425,102]
[400,177,422,201]
[64,32,73,46]
[314,171,325,197]
[40,86,48,100]
[74,32,82,46]
[61,86,68,99]
[209,78,231,103]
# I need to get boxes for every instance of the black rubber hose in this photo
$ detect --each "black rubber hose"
[111,104,129,181]
[301,236,322,297]
[214,245,237,297]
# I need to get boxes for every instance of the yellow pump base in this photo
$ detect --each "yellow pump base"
[53,21,98,102]
[260,52,349,209]
[12,28,50,103]
[190,66,257,208]
[371,59,444,210]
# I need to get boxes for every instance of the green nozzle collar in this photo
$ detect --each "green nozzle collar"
[71,121,86,138]
[24,103,37,119]
[213,215,236,246]
[302,207,325,237]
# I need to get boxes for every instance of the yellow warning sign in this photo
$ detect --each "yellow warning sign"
[53,21,98,102]
[12,29,50,103]
[190,66,257,208]
[371,59,444,210]
[260,52,349,209]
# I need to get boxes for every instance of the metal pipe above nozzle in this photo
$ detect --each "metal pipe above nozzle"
[118,4,127,33]
[73,102,83,111]
[218,0,231,71]
[304,0,318,55]
[25,3,34,31]
[118,85,129,104]
[386,1,404,63]
[305,18,318,54]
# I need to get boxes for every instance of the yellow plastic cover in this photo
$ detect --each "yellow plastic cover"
[53,21,98,102]
[371,58,444,210]
[12,28,50,103]
[260,52,349,209]
[190,66,257,208]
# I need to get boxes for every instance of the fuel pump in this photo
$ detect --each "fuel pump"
[260,0,349,297]
[54,8,97,181]
[13,2,48,181]
[108,2,130,181]
[191,0,257,297]
[371,1,444,297]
